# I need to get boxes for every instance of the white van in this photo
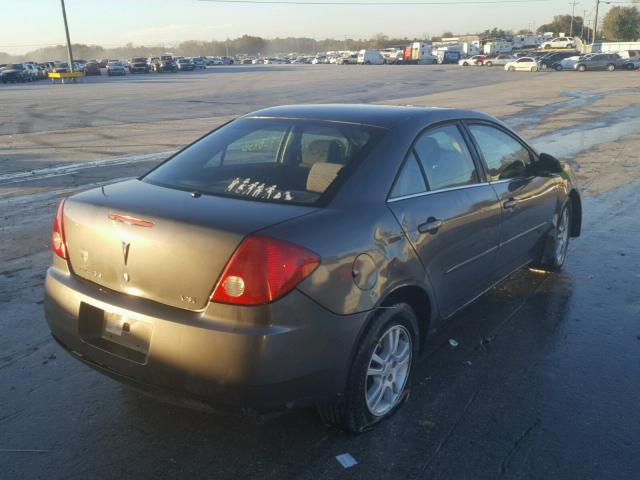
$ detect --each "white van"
[357,49,384,65]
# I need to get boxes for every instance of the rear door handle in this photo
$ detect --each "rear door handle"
[418,217,443,234]
[503,198,517,210]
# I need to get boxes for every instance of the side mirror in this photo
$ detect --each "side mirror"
[536,153,563,175]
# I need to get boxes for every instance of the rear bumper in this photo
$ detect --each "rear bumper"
[44,266,368,410]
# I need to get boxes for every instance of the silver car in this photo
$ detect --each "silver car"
[483,55,515,67]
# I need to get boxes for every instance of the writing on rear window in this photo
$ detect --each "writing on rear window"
[226,178,294,201]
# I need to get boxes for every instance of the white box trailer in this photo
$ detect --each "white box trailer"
[513,35,541,49]
[483,41,513,55]
[409,42,437,64]
[461,42,480,56]
[357,49,384,65]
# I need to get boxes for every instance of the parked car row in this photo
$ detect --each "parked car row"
[456,49,640,72]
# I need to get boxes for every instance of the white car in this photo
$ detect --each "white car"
[504,57,539,72]
[540,37,575,49]
[458,55,485,66]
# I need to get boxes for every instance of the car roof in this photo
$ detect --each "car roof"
[244,104,496,129]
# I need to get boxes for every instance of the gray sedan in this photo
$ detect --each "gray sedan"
[44,105,582,432]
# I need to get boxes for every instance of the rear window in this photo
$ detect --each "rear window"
[143,118,386,206]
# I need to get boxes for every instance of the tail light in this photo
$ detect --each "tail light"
[211,235,320,306]
[51,199,68,259]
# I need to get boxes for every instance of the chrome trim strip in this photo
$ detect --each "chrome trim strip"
[444,258,535,320]
[388,182,490,203]
[445,221,548,275]
[446,245,499,274]
[501,221,549,247]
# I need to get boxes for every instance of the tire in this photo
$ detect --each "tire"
[541,63,548,70]
[544,44,551,49]
[508,66,515,72]
[555,64,563,71]
[607,64,615,72]
[485,61,493,67]
[626,63,635,71]
[534,203,571,272]
[531,66,538,72]
[462,62,468,66]
[317,303,418,433]
[577,64,586,72]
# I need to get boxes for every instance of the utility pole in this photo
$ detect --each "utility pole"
[569,0,579,37]
[59,0,75,72]
[582,9,587,39]
[592,0,600,44]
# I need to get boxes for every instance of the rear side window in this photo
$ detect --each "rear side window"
[414,125,479,191]
[390,153,427,198]
[143,118,385,206]
[468,124,532,180]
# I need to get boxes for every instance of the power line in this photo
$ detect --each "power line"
[199,0,550,4]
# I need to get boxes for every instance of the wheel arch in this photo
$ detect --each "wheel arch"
[376,284,434,354]
[569,189,582,237]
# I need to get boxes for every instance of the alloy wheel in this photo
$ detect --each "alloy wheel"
[555,208,570,265]
[365,325,412,417]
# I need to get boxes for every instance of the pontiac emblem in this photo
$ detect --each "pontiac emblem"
[122,241,131,266]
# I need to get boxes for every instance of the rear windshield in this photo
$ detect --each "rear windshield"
[143,118,386,206]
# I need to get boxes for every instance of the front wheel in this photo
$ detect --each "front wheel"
[577,64,586,72]
[485,61,493,67]
[462,62,468,66]
[508,66,515,72]
[535,203,571,272]
[555,64,563,71]
[607,64,616,72]
[318,303,418,433]
[531,66,538,72]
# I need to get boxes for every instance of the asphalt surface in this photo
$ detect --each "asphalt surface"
[1,65,640,479]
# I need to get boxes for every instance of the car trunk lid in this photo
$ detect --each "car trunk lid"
[63,179,315,311]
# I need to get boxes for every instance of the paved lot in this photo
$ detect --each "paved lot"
[1,65,639,479]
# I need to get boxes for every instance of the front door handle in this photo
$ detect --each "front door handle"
[418,217,443,234]
[503,198,517,210]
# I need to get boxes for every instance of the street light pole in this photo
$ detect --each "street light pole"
[569,0,579,37]
[59,0,75,72]
[592,0,600,44]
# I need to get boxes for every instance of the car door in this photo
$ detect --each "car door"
[465,122,560,279]
[387,122,502,317]
[515,58,529,71]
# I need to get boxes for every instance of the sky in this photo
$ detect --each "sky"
[1,0,608,55]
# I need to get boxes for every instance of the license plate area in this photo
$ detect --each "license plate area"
[78,303,152,364]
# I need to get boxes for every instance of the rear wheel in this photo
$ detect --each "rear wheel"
[607,63,616,72]
[508,66,515,72]
[485,61,493,67]
[317,303,418,433]
[626,63,635,71]
[531,66,538,72]
[555,64,563,71]
[462,62,469,66]
[577,64,586,72]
